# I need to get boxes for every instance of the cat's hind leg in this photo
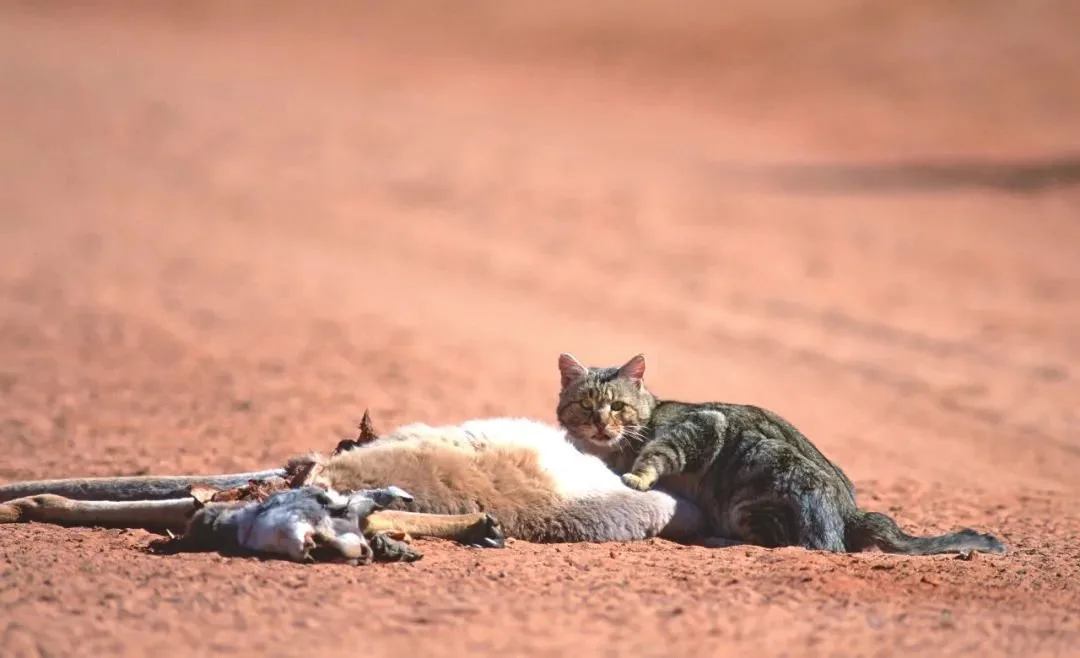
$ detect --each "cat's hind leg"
[730,495,846,551]
[788,486,849,552]
[732,500,799,548]
[727,441,849,552]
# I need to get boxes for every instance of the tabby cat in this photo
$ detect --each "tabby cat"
[555,352,1006,555]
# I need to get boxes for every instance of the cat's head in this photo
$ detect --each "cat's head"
[556,352,656,453]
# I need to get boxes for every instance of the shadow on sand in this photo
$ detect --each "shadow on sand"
[711,153,1080,195]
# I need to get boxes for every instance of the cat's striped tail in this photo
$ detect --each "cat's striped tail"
[844,510,1006,555]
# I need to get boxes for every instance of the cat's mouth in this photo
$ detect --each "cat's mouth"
[586,425,620,446]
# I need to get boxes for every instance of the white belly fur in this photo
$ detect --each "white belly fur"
[379,416,626,499]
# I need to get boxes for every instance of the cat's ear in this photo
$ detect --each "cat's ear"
[558,353,589,389]
[616,353,647,383]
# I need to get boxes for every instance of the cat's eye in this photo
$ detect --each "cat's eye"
[610,401,626,411]
[579,400,594,411]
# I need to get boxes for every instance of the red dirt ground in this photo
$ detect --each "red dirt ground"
[1,2,1079,656]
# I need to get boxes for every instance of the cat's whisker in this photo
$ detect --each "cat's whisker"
[619,428,650,447]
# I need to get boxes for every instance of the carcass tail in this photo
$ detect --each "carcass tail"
[0,469,286,503]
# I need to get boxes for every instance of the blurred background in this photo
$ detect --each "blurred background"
[1,1,1078,493]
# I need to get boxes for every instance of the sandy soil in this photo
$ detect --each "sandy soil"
[1,2,1079,656]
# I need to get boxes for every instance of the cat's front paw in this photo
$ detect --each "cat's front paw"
[621,472,656,491]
